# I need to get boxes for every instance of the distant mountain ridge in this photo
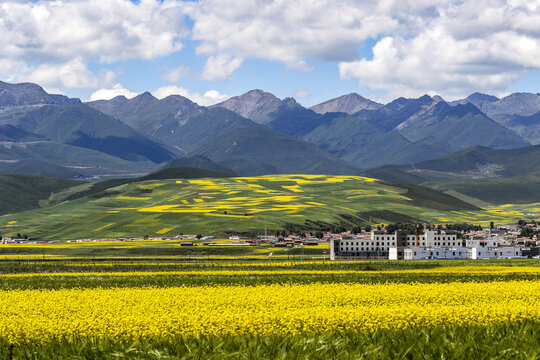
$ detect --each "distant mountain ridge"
[452,92,540,117]
[89,93,358,175]
[212,89,282,124]
[216,90,530,170]
[309,93,382,114]
[1,80,540,180]
[0,81,80,107]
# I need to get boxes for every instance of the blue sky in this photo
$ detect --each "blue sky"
[1,1,540,106]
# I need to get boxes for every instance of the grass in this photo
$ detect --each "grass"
[426,170,540,205]
[1,174,536,240]
[0,174,83,215]
[1,322,538,360]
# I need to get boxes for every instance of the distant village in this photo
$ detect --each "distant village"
[1,221,540,260]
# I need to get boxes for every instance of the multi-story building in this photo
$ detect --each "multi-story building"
[395,247,469,260]
[330,229,523,260]
[331,230,459,260]
[465,238,499,248]
[469,247,522,259]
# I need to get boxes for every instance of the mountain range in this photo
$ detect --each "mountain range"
[2,80,540,186]
[214,90,531,169]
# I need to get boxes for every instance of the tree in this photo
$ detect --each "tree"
[520,227,535,239]
[315,231,324,239]
[365,224,372,233]
[196,234,202,240]
[16,233,21,239]
[490,221,494,229]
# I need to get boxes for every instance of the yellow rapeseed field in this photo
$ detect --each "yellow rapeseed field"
[0,280,538,343]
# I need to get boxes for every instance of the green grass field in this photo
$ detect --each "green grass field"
[1,174,539,240]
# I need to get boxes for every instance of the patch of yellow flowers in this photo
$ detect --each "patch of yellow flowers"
[0,280,538,343]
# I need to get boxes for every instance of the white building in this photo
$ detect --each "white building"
[469,247,522,259]
[465,238,499,248]
[332,230,459,260]
[391,247,469,260]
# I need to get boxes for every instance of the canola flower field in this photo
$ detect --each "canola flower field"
[1,174,539,240]
[0,257,539,359]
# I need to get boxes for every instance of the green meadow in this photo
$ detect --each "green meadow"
[1,174,539,240]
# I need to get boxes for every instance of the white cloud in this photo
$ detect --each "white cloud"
[201,54,243,81]
[188,0,408,73]
[339,1,540,100]
[162,65,190,82]
[2,0,540,99]
[153,85,230,105]
[0,0,189,89]
[0,57,101,89]
[188,0,540,98]
[294,90,310,98]
[0,0,188,63]
[90,83,138,101]
[27,57,101,89]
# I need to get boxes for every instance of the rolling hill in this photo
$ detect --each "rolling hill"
[0,140,158,179]
[425,170,540,205]
[0,175,84,215]
[1,173,503,240]
[162,155,237,175]
[365,144,540,184]
[364,144,540,205]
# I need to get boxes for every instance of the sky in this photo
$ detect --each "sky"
[1,0,540,106]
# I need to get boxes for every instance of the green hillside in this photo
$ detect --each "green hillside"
[364,144,540,185]
[426,170,540,205]
[2,174,534,241]
[50,166,235,205]
[162,155,236,174]
[0,175,84,215]
[0,141,158,179]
